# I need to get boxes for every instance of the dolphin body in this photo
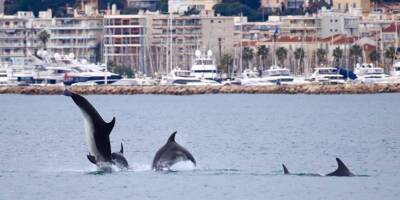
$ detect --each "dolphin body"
[152,131,196,171]
[64,90,128,169]
[326,158,354,176]
[282,158,354,177]
[111,143,129,169]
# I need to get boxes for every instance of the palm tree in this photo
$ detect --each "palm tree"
[385,46,396,70]
[316,48,327,65]
[275,47,287,67]
[38,30,50,50]
[220,54,233,76]
[349,45,363,65]
[257,45,269,70]
[369,49,379,65]
[332,47,343,67]
[242,47,254,69]
[294,47,305,74]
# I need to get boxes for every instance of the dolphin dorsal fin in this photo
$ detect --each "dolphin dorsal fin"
[120,143,124,154]
[167,131,177,143]
[282,164,290,174]
[336,158,349,172]
[107,117,116,134]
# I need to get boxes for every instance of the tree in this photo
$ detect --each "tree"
[275,47,287,67]
[294,47,305,74]
[156,0,168,12]
[257,45,269,70]
[213,1,263,22]
[38,30,50,50]
[332,47,343,67]
[242,47,254,68]
[349,45,363,64]
[220,54,234,76]
[316,48,327,65]
[369,49,379,65]
[183,7,200,16]
[385,46,396,67]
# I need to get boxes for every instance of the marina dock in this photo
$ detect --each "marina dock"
[1,84,400,95]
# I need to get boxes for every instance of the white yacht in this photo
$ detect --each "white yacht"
[240,68,274,86]
[262,65,295,85]
[160,67,219,86]
[390,62,400,83]
[0,65,9,85]
[190,50,218,81]
[308,67,345,84]
[354,63,389,84]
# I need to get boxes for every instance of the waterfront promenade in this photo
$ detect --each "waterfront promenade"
[1,84,400,95]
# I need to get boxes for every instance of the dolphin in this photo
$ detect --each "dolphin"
[282,164,290,174]
[111,143,129,169]
[152,131,196,171]
[326,158,354,176]
[64,90,124,168]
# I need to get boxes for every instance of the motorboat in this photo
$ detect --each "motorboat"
[240,68,274,86]
[190,50,219,81]
[354,63,389,84]
[308,67,345,84]
[262,65,294,85]
[160,67,220,86]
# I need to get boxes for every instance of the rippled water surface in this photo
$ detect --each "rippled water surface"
[1,94,400,200]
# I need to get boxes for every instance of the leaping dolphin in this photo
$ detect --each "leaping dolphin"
[64,90,128,169]
[152,131,196,171]
[326,158,354,176]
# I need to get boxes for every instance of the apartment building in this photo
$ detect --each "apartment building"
[103,14,148,73]
[168,0,220,14]
[318,10,360,37]
[332,0,371,13]
[47,17,103,62]
[0,12,40,62]
[147,14,201,73]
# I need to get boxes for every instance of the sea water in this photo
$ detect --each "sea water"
[0,94,399,200]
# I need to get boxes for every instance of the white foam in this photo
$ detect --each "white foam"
[169,161,196,171]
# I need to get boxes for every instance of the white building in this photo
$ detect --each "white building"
[318,9,360,37]
[168,0,220,14]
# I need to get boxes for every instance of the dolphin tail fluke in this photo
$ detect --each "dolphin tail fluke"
[106,117,116,134]
[282,164,290,174]
[120,142,124,154]
[167,131,177,143]
[87,154,96,164]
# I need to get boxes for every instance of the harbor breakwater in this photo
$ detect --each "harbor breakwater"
[1,84,400,95]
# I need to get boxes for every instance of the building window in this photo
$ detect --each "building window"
[338,3,341,9]
[211,20,214,23]
[353,3,356,8]
[330,29,333,32]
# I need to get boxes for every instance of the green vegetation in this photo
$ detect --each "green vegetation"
[257,45,269,70]
[332,47,343,66]
[276,47,287,67]
[242,47,254,68]
[219,54,234,74]
[38,30,50,50]
[294,47,305,73]
[5,0,75,16]
[213,0,266,22]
